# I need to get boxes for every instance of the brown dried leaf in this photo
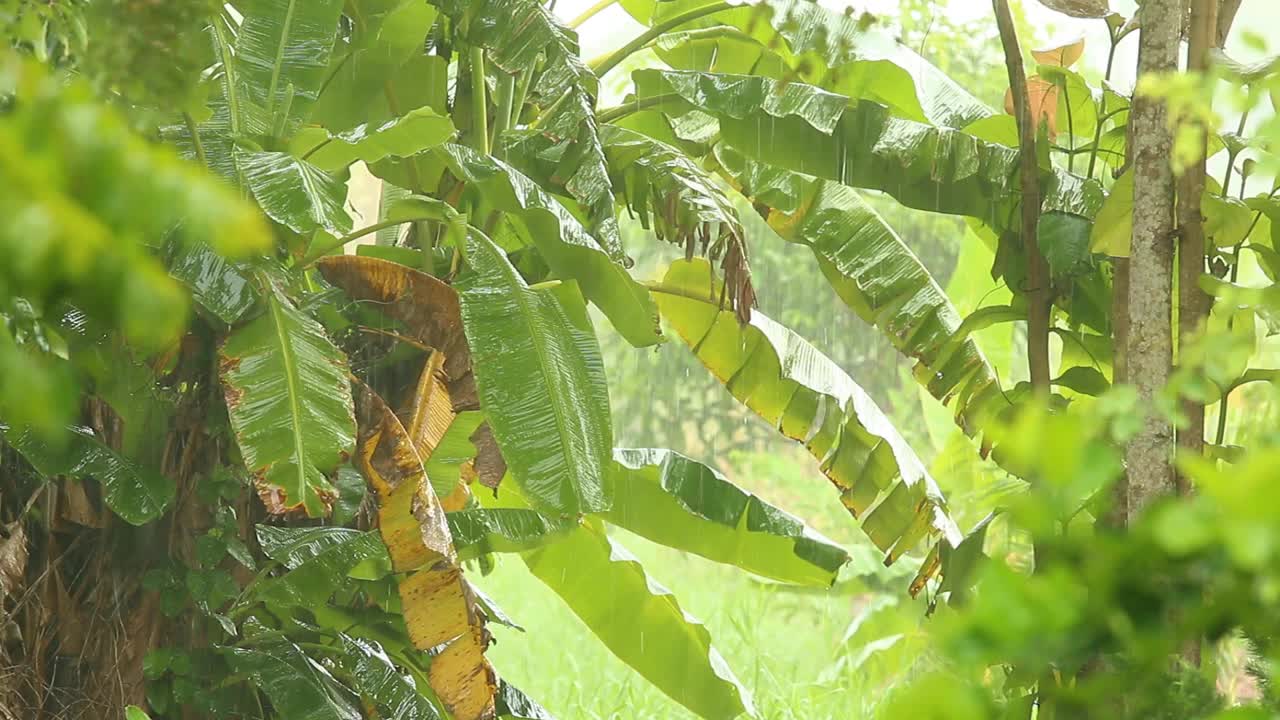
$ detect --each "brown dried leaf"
[0,523,27,599]
[468,423,506,491]
[1005,76,1060,140]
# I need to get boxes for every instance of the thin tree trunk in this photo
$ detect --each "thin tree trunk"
[1175,0,1220,497]
[1125,0,1181,518]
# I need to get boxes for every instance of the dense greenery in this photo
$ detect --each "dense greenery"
[1,0,1279,719]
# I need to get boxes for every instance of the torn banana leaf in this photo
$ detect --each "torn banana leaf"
[439,143,661,347]
[714,148,1011,443]
[219,285,356,517]
[606,448,849,586]
[447,508,575,562]
[457,231,613,517]
[523,517,753,720]
[652,259,961,577]
[233,0,345,134]
[254,525,389,607]
[353,384,497,720]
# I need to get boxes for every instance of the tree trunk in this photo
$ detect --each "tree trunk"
[1175,0,1220,497]
[1125,0,1181,518]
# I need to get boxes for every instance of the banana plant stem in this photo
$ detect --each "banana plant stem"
[590,1,735,77]
[470,46,491,156]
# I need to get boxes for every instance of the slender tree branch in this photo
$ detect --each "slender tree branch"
[300,216,450,266]
[590,1,734,77]
[596,93,682,124]
[183,112,208,168]
[568,0,616,28]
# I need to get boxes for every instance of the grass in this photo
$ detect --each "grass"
[473,446,936,720]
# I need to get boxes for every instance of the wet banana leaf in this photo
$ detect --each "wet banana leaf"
[298,106,456,172]
[714,149,1010,441]
[234,0,345,135]
[600,126,754,320]
[352,384,497,720]
[447,508,575,562]
[220,285,357,517]
[456,230,614,517]
[495,681,556,720]
[618,0,991,128]
[316,254,475,408]
[453,0,620,255]
[605,448,848,587]
[523,517,753,720]
[631,70,1104,239]
[439,144,662,347]
[404,351,467,500]
[0,423,173,525]
[254,525,389,607]
[237,151,353,236]
[336,634,444,720]
[226,635,361,720]
[653,259,962,571]
[164,240,255,325]
[355,384,454,572]
[424,411,486,492]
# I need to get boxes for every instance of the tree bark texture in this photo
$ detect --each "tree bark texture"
[1174,0,1220,496]
[1125,0,1182,518]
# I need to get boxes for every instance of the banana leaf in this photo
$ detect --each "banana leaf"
[219,285,357,517]
[618,0,991,128]
[713,147,1011,441]
[447,508,575,561]
[295,106,456,172]
[450,0,620,255]
[652,259,961,573]
[0,423,174,525]
[237,151,353,236]
[336,635,445,720]
[631,70,1104,247]
[233,0,345,135]
[226,635,361,720]
[457,231,613,516]
[605,448,849,586]
[440,143,661,347]
[523,517,754,720]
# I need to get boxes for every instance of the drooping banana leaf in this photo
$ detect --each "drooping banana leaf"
[457,231,613,516]
[233,0,345,135]
[316,254,475,407]
[447,508,575,561]
[599,125,754,320]
[440,144,661,346]
[617,0,992,128]
[237,151,353,236]
[606,448,849,586]
[653,258,961,575]
[253,525,389,607]
[0,423,174,525]
[712,147,1011,441]
[631,70,1104,247]
[219,284,357,517]
[523,517,754,720]
[164,240,256,326]
[352,384,497,720]
[294,106,456,173]
[450,0,621,255]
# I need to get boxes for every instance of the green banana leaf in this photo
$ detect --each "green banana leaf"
[440,143,661,347]
[0,423,174,525]
[254,526,389,607]
[447,508,576,561]
[295,106,456,172]
[233,0,345,135]
[226,635,362,720]
[164,240,256,325]
[220,285,357,517]
[237,151,353,235]
[713,148,1010,441]
[496,681,556,720]
[453,0,620,255]
[605,448,849,586]
[523,517,754,720]
[631,70,1104,244]
[617,0,991,128]
[457,231,614,516]
[336,635,444,720]
[652,258,961,569]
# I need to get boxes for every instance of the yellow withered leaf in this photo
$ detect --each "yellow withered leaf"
[400,565,497,720]
[354,384,454,571]
[317,255,477,410]
[1032,35,1086,68]
[407,351,455,467]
